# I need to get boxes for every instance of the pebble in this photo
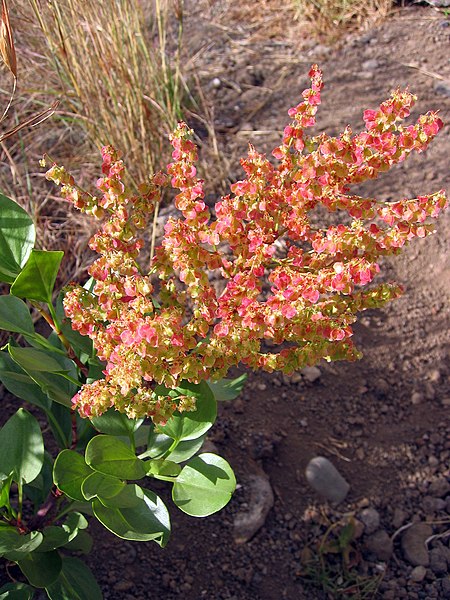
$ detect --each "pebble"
[392,508,408,528]
[410,565,427,582]
[411,391,423,405]
[360,507,381,534]
[301,366,321,383]
[365,530,393,561]
[429,547,448,575]
[422,495,446,514]
[401,522,432,566]
[233,473,274,544]
[362,58,379,71]
[305,456,349,504]
[442,578,450,599]
[211,77,221,89]
[428,477,450,497]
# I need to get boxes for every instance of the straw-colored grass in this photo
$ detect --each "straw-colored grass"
[26,0,189,187]
[294,0,393,39]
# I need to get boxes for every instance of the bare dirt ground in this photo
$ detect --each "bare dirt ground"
[1,2,450,599]
[82,3,450,599]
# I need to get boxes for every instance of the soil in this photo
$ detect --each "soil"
[2,2,450,599]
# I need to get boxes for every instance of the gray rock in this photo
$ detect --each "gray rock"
[422,495,447,514]
[305,456,349,504]
[401,522,432,566]
[362,59,379,71]
[392,508,408,528]
[233,473,274,544]
[428,477,450,498]
[360,507,381,534]
[410,565,427,583]
[434,80,450,98]
[365,530,393,561]
[442,577,450,599]
[429,547,448,575]
[301,366,321,383]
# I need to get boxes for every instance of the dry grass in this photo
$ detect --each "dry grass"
[25,0,189,187]
[293,0,393,40]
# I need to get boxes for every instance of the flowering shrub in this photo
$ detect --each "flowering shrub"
[45,65,447,422]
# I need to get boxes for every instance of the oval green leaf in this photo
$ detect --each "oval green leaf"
[81,472,125,501]
[45,556,102,600]
[0,408,44,484]
[0,582,35,600]
[0,529,43,560]
[156,381,216,442]
[53,449,93,502]
[11,249,64,304]
[0,193,35,284]
[172,453,236,517]
[93,486,170,546]
[90,409,143,437]
[0,296,34,335]
[85,435,146,480]
[207,373,247,401]
[18,550,62,588]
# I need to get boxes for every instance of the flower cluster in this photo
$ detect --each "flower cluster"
[46,65,447,420]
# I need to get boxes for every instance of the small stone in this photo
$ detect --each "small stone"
[422,495,446,514]
[365,530,393,561]
[301,366,321,383]
[211,77,221,88]
[429,547,448,575]
[233,473,274,544]
[290,372,302,384]
[401,522,432,566]
[428,477,450,498]
[114,581,134,592]
[410,565,427,582]
[442,578,450,599]
[392,508,408,528]
[256,382,267,391]
[434,81,450,97]
[411,391,423,405]
[362,59,379,71]
[305,456,349,504]
[360,507,381,534]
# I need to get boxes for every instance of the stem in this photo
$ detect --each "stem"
[161,437,180,460]
[149,199,160,267]
[16,481,23,528]
[70,411,78,450]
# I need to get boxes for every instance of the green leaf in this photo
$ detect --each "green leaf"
[8,346,68,373]
[0,409,44,484]
[18,550,62,588]
[207,373,247,401]
[90,409,143,437]
[45,556,102,600]
[0,193,35,284]
[97,483,144,509]
[23,452,53,508]
[85,435,146,480]
[62,530,92,554]
[0,351,51,412]
[11,250,64,304]
[146,459,181,478]
[53,450,93,502]
[0,529,43,560]
[0,296,34,335]
[156,381,216,442]
[8,344,77,407]
[38,514,87,553]
[172,453,236,517]
[93,486,170,545]
[0,474,12,510]
[81,472,125,501]
[0,582,35,599]
[141,428,207,463]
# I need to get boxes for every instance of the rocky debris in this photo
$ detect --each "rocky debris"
[233,473,274,544]
[401,522,432,566]
[305,456,350,504]
[365,529,393,561]
[429,546,448,575]
[392,508,408,528]
[300,366,321,383]
[359,507,381,534]
[428,477,450,498]
[410,565,427,582]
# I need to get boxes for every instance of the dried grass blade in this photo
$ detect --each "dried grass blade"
[0,100,59,142]
[0,0,16,77]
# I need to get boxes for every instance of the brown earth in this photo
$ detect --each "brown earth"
[2,2,450,599]
[86,4,450,600]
